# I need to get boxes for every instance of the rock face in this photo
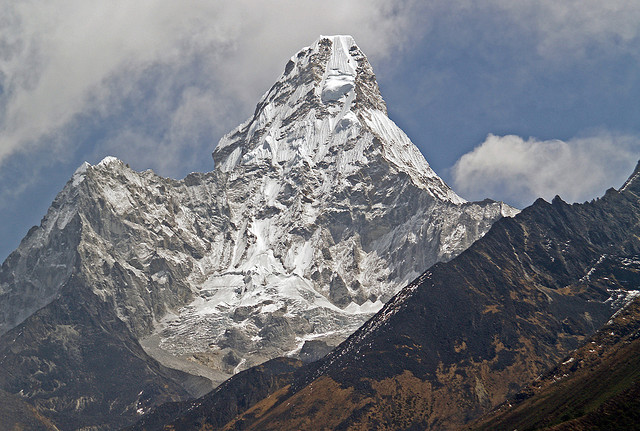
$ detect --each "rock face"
[171,162,640,430]
[0,35,514,429]
[125,357,306,431]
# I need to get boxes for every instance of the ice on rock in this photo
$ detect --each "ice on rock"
[321,75,354,103]
[71,162,90,187]
[320,35,357,103]
[73,161,90,176]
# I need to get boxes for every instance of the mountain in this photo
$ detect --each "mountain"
[0,35,512,430]
[151,34,515,375]
[149,162,640,430]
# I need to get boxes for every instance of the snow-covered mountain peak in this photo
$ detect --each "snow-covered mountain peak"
[212,35,464,203]
[314,35,358,104]
[1,36,516,390]
[97,155,122,166]
[212,35,371,172]
[69,156,129,187]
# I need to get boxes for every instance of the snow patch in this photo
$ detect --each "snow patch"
[71,162,90,187]
[97,156,121,167]
[343,299,384,314]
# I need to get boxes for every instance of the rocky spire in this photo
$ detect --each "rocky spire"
[212,35,464,203]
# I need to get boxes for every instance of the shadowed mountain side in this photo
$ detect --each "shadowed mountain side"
[471,293,640,431]
[0,272,209,431]
[125,357,306,431]
[149,161,640,430]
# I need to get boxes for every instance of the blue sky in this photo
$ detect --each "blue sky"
[1,1,640,262]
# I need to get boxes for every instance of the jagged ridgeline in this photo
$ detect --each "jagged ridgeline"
[0,35,514,430]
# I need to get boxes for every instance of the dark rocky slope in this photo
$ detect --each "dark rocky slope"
[125,357,305,431]
[472,291,640,430]
[0,272,208,431]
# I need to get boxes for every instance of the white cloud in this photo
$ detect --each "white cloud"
[97,86,234,177]
[452,133,640,207]
[0,0,423,175]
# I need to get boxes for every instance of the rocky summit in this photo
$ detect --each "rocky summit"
[0,35,513,430]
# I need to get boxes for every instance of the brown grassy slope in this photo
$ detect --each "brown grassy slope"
[472,294,640,431]
[0,389,60,431]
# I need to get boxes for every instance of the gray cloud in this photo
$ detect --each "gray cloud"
[452,133,640,207]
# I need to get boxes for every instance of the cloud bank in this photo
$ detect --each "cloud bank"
[452,133,640,207]
[491,0,640,59]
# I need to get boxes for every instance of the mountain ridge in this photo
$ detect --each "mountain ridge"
[471,293,640,430]
[0,35,515,430]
